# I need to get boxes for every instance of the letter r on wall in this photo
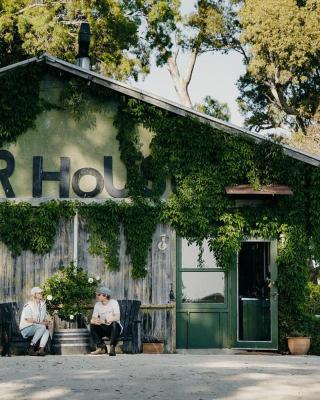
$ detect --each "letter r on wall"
[0,149,15,198]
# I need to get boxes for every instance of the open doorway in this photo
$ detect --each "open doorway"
[233,240,278,349]
[238,242,271,341]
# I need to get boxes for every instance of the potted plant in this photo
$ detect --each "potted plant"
[142,335,165,354]
[42,263,100,322]
[287,331,311,355]
[42,263,101,354]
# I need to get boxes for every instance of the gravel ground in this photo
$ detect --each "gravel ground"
[0,353,320,400]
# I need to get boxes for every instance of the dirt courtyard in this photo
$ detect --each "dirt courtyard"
[0,353,319,400]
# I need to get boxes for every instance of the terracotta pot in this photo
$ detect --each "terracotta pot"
[287,337,311,355]
[142,342,164,354]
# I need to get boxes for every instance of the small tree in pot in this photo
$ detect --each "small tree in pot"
[42,263,101,354]
[42,263,99,324]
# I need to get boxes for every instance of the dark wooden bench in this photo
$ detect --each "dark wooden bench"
[0,302,30,356]
[1,300,141,355]
[97,299,142,353]
[0,302,51,356]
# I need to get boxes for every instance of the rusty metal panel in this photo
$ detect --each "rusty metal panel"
[225,185,293,196]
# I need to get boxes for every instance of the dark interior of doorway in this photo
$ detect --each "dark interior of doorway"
[238,242,271,341]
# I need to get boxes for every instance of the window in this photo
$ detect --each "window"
[179,238,225,304]
[181,271,225,303]
[181,239,217,268]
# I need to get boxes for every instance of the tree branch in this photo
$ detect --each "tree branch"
[183,48,198,90]
[265,79,296,116]
[15,3,46,15]
[234,44,250,65]
[167,56,192,108]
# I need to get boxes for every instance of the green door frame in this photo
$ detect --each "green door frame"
[230,239,278,350]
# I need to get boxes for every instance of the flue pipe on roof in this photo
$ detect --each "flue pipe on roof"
[76,22,91,70]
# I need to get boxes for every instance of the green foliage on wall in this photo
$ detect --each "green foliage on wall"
[79,200,161,279]
[79,201,121,272]
[114,100,147,198]
[0,65,44,147]
[0,198,160,280]
[1,68,320,351]
[0,200,75,256]
[120,199,161,279]
[113,93,320,351]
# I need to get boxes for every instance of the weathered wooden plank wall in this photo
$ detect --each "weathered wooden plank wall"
[141,306,175,353]
[78,219,176,352]
[0,218,176,352]
[0,220,74,304]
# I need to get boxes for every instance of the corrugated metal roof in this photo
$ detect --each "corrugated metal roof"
[1,53,319,167]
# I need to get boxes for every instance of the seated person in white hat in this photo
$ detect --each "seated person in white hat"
[90,286,122,356]
[19,287,50,356]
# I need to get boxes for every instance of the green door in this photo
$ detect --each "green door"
[231,240,278,350]
[176,237,230,349]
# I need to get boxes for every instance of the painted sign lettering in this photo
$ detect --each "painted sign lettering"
[0,150,15,197]
[0,151,166,199]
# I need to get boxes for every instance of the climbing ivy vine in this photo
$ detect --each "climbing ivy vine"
[79,201,121,272]
[120,199,161,279]
[0,65,45,147]
[1,66,320,351]
[0,200,76,256]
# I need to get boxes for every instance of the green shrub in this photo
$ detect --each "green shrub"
[42,263,99,320]
[309,317,320,355]
[306,283,320,316]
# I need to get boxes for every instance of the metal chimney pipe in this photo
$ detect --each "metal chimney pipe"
[76,22,91,70]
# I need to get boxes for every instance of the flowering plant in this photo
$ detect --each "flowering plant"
[42,263,100,320]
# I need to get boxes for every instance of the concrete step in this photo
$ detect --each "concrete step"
[52,339,89,345]
[54,329,89,334]
[53,334,89,339]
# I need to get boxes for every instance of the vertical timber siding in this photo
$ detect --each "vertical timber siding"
[78,219,176,353]
[0,218,176,352]
[0,219,74,305]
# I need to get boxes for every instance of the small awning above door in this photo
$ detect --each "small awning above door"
[225,184,293,197]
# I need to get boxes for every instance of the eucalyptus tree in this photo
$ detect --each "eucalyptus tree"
[126,0,236,108]
[0,0,144,80]
[195,95,230,120]
[237,0,320,132]
[0,0,234,115]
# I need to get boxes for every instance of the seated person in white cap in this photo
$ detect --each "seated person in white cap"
[19,287,50,356]
[90,286,122,356]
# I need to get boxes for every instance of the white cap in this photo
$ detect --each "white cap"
[30,287,43,295]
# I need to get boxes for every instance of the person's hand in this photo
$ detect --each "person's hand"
[91,317,102,325]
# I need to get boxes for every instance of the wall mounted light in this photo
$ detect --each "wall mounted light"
[279,233,286,246]
[158,234,167,251]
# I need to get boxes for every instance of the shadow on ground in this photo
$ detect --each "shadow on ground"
[0,354,319,400]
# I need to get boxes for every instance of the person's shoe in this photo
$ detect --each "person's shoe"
[37,347,46,356]
[1,344,11,357]
[109,345,116,356]
[28,344,38,356]
[90,346,107,355]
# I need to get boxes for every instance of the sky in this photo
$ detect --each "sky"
[132,1,246,126]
